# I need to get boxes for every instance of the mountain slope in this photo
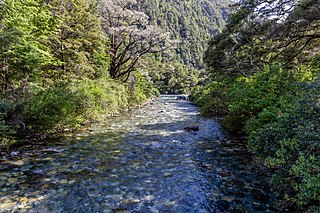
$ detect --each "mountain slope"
[134,0,230,68]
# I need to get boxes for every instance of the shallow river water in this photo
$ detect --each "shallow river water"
[0,96,278,212]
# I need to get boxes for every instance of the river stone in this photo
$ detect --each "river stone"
[11,160,24,166]
[0,172,10,177]
[18,197,28,203]
[59,179,68,184]
[47,170,57,175]
[144,195,155,201]
[28,191,41,198]
[163,172,173,177]
[221,196,234,202]
[40,184,50,189]
[8,177,18,183]
[0,198,15,209]
[68,180,76,184]
[37,196,46,200]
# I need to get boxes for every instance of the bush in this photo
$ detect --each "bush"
[0,101,17,147]
[129,73,160,105]
[190,80,228,117]
[248,80,320,207]
[224,64,290,132]
[228,64,320,208]
[24,75,157,133]
[25,82,82,132]
[74,79,130,120]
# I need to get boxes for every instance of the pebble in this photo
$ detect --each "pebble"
[68,180,76,184]
[8,178,18,183]
[30,191,41,196]
[0,198,15,209]
[144,195,155,201]
[59,179,68,184]
[47,170,57,175]
[37,196,46,200]
[18,197,28,203]
[11,160,24,166]
[40,184,50,189]
[221,196,234,202]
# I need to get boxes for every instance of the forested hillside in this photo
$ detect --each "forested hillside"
[191,0,320,210]
[131,0,230,94]
[134,0,229,68]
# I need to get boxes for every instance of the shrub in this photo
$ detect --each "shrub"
[0,101,17,147]
[25,81,82,132]
[24,75,157,133]
[224,64,289,132]
[190,80,228,117]
[248,80,320,207]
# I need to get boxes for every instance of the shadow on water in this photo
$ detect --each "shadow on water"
[0,97,280,212]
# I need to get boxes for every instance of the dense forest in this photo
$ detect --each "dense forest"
[134,0,230,94]
[0,0,228,146]
[133,0,229,68]
[191,0,320,210]
[0,0,163,146]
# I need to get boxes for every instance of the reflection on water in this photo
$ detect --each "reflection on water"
[0,97,276,212]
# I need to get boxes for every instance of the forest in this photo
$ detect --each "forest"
[191,0,320,210]
[0,0,225,146]
[0,0,319,211]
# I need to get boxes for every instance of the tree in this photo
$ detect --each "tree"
[204,0,320,78]
[0,0,58,92]
[99,0,177,81]
[48,0,106,81]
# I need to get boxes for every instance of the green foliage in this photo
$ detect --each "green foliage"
[0,101,16,147]
[25,75,156,133]
[77,79,130,119]
[25,82,83,131]
[129,72,160,105]
[146,56,203,94]
[0,0,59,91]
[48,0,105,80]
[190,80,228,117]
[204,0,320,78]
[225,65,289,132]
[134,0,230,68]
[0,0,160,147]
[226,65,319,208]
[247,78,320,207]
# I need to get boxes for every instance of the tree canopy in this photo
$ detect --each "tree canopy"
[99,0,178,81]
[204,0,320,77]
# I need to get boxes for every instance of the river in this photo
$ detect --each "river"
[0,96,277,212]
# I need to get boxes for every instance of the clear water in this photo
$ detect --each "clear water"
[0,97,276,212]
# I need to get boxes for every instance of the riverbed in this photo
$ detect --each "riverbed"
[0,96,276,212]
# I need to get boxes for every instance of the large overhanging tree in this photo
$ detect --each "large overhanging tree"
[99,0,178,81]
[204,0,320,77]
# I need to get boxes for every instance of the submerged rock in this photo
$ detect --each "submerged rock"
[184,126,199,131]
[176,95,189,101]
